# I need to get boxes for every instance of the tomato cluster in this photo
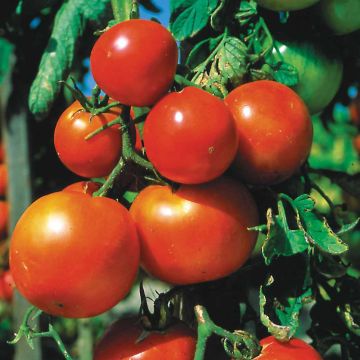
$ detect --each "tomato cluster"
[9,17,318,358]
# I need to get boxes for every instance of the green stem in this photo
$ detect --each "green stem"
[91,101,122,116]
[174,75,203,89]
[111,0,137,23]
[85,118,123,140]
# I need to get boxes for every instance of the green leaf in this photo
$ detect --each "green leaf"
[186,36,222,69]
[0,37,14,85]
[235,0,258,26]
[123,191,139,204]
[28,0,111,119]
[294,195,348,255]
[262,207,308,265]
[272,62,298,87]
[170,0,219,41]
[338,218,360,236]
[319,169,360,198]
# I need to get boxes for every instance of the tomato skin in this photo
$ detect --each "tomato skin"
[2,270,15,302]
[10,192,139,318]
[255,336,323,359]
[143,87,238,184]
[94,318,196,360]
[54,100,122,178]
[130,177,258,285]
[273,40,343,114]
[257,0,319,11]
[90,19,178,106]
[63,181,101,195]
[225,80,313,185]
[0,201,8,237]
[0,142,4,163]
[0,164,7,196]
[320,0,360,35]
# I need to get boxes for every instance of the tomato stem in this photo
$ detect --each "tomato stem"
[84,118,123,140]
[111,0,137,23]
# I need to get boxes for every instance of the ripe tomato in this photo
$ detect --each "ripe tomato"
[320,0,360,35]
[10,192,139,318]
[90,19,178,106]
[0,164,7,196]
[273,40,343,114]
[2,270,15,302]
[94,318,196,360]
[54,100,122,178]
[0,201,8,237]
[353,134,360,155]
[129,177,258,285]
[0,142,4,163]
[143,87,238,184]
[254,336,322,359]
[63,181,101,195]
[225,80,313,185]
[256,0,319,11]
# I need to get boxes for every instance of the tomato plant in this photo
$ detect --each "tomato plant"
[10,191,140,318]
[272,40,343,114]
[0,142,4,163]
[0,201,8,238]
[0,164,7,196]
[254,336,323,359]
[143,87,238,184]
[62,181,101,195]
[129,177,258,285]
[54,100,122,178]
[90,19,178,106]
[353,134,360,155]
[1,270,15,302]
[225,80,313,185]
[320,0,360,35]
[256,0,320,11]
[94,318,196,360]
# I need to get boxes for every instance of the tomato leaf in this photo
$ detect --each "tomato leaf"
[170,0,219,41]
[262,208,308,266]
[28,0,111,119]
[0,37,13,86]
[294,195,348,255]
[235,0,258,27]
[337,218,360,236]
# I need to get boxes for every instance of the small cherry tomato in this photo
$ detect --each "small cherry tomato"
[0,201,8,238]
[10,192,140,318]
[256,0,319,11]
[255,336,323,359]
[0,164,7,196]
[54,101,122,178]
[2,270,15,302]
[90,19,178,106]
[225,80,313,185]
[143,87,238,184]
[130,177,258,285]
[94,318,196,360]
[63,181,101,195]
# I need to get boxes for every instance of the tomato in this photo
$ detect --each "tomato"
[349,97,360,127]
[0,164,7,196]
[63,181,101,195]
[143,87,238,184]
[0,201,8,238]
[10,192,139,318]
[225,80,313,185]
[320,0,360,35]
[256,0,319,11]
[353,134,360,155]
[94,318,196,360]
[272,40,343,114]
[254,336,322,359]
[0,142,4,163]
[90,19,178,106]
[54,100,122,178]
[129,177,258,285]
[2,270,15,302]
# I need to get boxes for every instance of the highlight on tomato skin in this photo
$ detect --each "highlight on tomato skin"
[254,336,323,359]
[225,80,313,186]
[143,86,238,184]
[9,191,140,318]
[94,318,197,360]
[90,19,178,107]
[129,176,259,285]
[54,100,123,179]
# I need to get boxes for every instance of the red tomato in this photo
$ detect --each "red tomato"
[0,164,7,196]
[54,100,122,178]
[94,318,196,360]
[143,87,238,184]
[10,192,139,318]
[256,0,319,11]
[63,181,101,195]
[255,336,322,359]
[0,142,4,163]
[90,19,178,106]
[349,97,360,127]
[0,201,8,237]
[2,270,15,302]
[225,80,313,185]
[130,177,258,285]
[353,134,360,155]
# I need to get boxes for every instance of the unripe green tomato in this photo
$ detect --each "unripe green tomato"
[320,0,360,35]
[257,0,319,11]
[273,40,343,114]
